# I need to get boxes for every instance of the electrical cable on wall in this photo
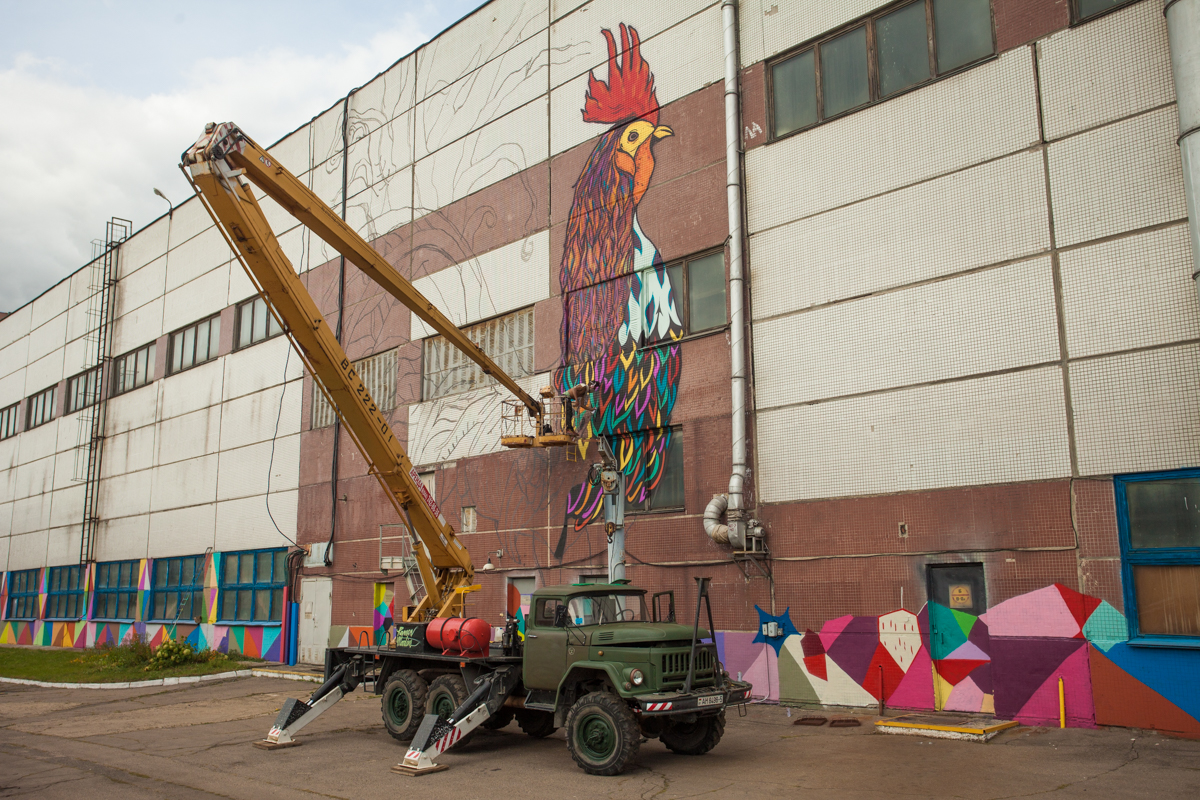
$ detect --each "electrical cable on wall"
[264,344,297,547]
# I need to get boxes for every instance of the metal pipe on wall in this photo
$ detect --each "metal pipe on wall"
[1165,0,1200,308]
[720,0,749,550]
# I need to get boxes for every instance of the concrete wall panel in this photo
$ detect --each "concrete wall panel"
[749,151,1050,319]
[149,454,218,513]
[118,216,170,280]
[213,489,298,553]
[111,296,164,355]
[758,366,1070,502]
[410,230,550,338]
[159,360,223,422]
[147,503,216,558]
[1038,0,1174,141]
[350,56,416,143]
[216,435,300,502]
[156,406,222,467]
[746,50,1039,235]
[218,383,302,451]
[755,257,1060,408]
[166,227,233,294]
[1072,343,1200,476]
[7,531,47,571]
[1048,106,1186,248]
[99,468,154,520]
[94,513,150,562]
[1061,224,1198,360]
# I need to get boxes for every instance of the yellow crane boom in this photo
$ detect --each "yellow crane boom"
[181,122,542,620]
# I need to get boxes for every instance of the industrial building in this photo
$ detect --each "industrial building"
[1,0,1198,736]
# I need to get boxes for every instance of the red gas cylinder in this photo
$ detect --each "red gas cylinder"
[426,617,490,657]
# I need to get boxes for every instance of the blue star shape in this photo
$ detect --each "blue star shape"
[752,605,799,654]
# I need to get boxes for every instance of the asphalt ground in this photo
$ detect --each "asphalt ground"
[1,676,1197,799]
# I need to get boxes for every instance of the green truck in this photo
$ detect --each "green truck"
[265,580,752,776]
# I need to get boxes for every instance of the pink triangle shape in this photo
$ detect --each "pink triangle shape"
[743,646,778,701]
[819,615,854,651]
[944,675,984,712]
[946,640,990,662]
[986,585,1080,638]
[1015,646,1096,728]
[885,645,935,711]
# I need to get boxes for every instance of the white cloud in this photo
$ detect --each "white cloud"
[0,21,429,312]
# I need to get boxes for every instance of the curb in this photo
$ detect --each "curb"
[0,669,323,690]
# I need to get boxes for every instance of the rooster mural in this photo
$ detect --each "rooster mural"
[554,24,682,559]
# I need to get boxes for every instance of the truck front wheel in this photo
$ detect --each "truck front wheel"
[381,669,427,742]
[565,692,640,776]
[660,711,726,755]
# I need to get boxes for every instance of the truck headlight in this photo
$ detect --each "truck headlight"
[630,669,644,686]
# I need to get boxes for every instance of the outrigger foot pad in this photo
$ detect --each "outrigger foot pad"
[253,739,303,750]
[391,763,449,776]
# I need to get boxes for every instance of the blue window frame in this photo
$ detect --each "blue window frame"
[149,555,207,622]
[218,549,286,623]
[1115,468,1200,647]
[6,569,39,619]
[94,561,140,621]
[46,566,85,620]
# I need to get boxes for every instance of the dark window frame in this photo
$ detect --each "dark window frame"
[25,385,56,430]
[148,555,207,623]
[65,366,102,415]
[6,569,40,619]
[167,313,221,375]
[45,565,85,620]
[768,0,997,141]
[0,402,19,440]
[606,425,685,515]
[94,560,142,622]
[1071,0,1140,26]
[112,342,156,397]
[1115,468,1200,649]
[235,295,285,351]
[217,548,287,624]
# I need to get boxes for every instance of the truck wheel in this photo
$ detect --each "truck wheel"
[381,669,427,743]
[482,706,515,730]
[427,675,475,748]
[660,711,726,755]
[565,692,640,776]
[515,709,557,738]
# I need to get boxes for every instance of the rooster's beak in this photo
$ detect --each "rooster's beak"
[653,125,674,139]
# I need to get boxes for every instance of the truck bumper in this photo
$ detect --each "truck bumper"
[634,680,752,715]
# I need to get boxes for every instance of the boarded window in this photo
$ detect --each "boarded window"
[312,348,398,429]
[422,308,534,401]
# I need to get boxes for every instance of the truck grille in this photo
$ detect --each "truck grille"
[660,647,715,686]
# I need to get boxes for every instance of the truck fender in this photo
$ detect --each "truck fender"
[554,662,627,726]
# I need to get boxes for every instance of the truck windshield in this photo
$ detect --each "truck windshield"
[567,593,648,625]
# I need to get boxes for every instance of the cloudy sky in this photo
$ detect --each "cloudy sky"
[0,0,482,312]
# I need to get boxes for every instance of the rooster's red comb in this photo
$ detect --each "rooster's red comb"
[582,24,659,127]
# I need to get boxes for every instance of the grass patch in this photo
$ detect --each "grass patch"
[0,635,249,683]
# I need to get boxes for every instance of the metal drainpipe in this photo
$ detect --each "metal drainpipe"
[325,93,352,566]
[1166,0,1200,307]
[721,0,749,549]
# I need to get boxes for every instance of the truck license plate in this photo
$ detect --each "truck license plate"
[697,694,722,707]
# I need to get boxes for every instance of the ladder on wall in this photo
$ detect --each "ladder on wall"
[78,217,132,565]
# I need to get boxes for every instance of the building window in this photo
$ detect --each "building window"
[461,506,477,534]
[423,308,534,402]
[65,366,102,414]
[218,548,287,622]
[236,295,284,350]
[113,343,156,396]
[1074,0,1135,23]
[25,385,56,430]
[609,427,684,513]
[46,565,85,620]
[1116,469,1200,645]
[149,555,207,622]
[6,569,39,619]
[312,348,398,428]
[168,314,221,374]
[770,0,995,138]
[95,560,141,621]
[0,403,19,440]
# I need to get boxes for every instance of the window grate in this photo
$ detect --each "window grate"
[312,348,398,429]
[422,308,534,401]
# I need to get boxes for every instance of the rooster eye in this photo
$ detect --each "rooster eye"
[628,130,639,143]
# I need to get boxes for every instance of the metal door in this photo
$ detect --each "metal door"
[522,596,568,690]
[299,576,332,665]
[926,563,986,710]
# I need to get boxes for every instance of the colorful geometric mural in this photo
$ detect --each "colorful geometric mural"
[714,583,1200,738]
[553,23,682,556]
[374,582,395,646]
[0,553,284,662]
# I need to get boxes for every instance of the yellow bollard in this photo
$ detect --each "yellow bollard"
[1058,676,1065,728]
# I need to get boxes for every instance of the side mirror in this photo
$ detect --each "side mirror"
[553,604,569,628]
